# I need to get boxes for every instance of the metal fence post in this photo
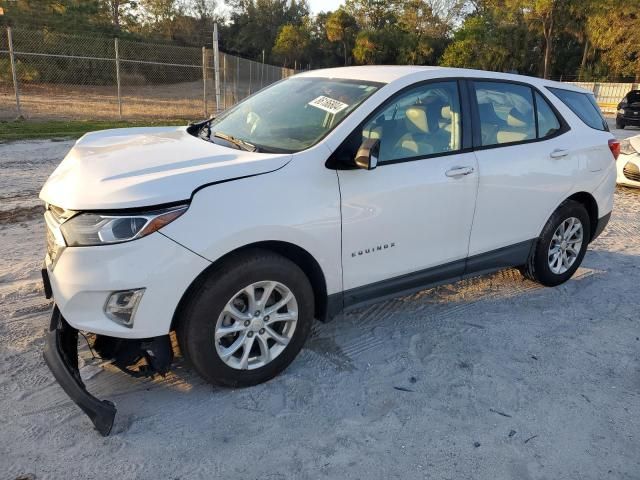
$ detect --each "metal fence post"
[223,53,226,110]
[261,50,265,89]
[114,37,122,119]
[202,46,207,117]
[213,24,221,113]
[7,27,22,118]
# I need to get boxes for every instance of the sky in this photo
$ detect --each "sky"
[216,0,345,17]
[307,0,345,13]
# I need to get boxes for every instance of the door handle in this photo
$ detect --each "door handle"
[550,149,569,159]
[445,166,474,177]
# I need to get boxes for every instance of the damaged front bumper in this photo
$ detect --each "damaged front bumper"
[43,307,173,436]
[44,308,116,436]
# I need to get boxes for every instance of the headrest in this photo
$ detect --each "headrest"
[507,108,529,128]
[478,102,503,125]
[363,125,382,139]
[441,105,452,119]
[405,106,430,133]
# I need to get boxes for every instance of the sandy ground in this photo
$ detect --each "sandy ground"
[1,121,639,479]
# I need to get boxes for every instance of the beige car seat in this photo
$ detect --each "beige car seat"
[496,108,534,144]
[478,102,500,145]
[394,103,454,157]
[393,105,435,157]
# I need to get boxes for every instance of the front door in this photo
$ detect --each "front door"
[336,80,479,305]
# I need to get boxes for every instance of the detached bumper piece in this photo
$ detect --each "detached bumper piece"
[44,308,174,436]
[43,307,116,436]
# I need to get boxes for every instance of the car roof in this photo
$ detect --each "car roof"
[295,66,591,94]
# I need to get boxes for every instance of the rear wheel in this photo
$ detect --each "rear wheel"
[177,249,314,387]
[520,200,590,287]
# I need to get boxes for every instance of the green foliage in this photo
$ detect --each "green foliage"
[0,58,39,82]
[440,15,514,71]
[325,9,357,65]
[272,24,310,67]
[587,0,640,80]
[2,0,639,81]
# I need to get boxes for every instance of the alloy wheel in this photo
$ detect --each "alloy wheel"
[547,217,583,275]
[214,281,298,370]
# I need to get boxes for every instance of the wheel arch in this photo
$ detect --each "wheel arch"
[565,191,598,241]
[171,241,331,332]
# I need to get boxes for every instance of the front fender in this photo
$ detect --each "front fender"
[161,152,343,295]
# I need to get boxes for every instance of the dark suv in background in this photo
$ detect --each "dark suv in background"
[616,90,640,129]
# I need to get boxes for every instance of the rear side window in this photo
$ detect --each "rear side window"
[547,87,608,131]
[474,82,536,146]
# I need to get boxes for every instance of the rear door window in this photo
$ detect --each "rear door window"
[473,81,536,146]
[547,87,608,131]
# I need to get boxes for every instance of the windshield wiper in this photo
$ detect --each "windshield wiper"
[211,131,258,152]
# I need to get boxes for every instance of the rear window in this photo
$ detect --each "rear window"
[624,91,640,105]
[547,87,608,131]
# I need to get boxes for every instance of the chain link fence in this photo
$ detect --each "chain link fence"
[0,27,296,121]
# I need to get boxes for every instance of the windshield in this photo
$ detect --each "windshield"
[201,77,382,153]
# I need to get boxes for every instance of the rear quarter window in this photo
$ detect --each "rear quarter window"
[547,87,608,132]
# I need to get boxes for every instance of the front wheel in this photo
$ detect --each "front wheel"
[177,249,314,387]
[616,118,625,129]
[520,200,590,287]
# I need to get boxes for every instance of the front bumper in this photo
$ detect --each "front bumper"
[617,114,640,126]
[44,307,116,436]
[616,153,640,188]
[45,231,210,338]
[44,307,175,435]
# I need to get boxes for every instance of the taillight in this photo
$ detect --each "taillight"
[608,138,621,160]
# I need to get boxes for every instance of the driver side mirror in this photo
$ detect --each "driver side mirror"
[354,138,380,170]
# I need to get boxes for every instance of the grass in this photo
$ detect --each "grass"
[0,119,189,142]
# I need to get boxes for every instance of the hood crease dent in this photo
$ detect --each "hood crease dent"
[39,126,292,210]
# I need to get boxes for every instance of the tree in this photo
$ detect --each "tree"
[587,0,640,81]
[272,24,310,68]
[224,0,310,62]
[325,9,357,66]
[352,28,406,65]
[344,0,399,30]
[508,0,558,79]
[440,14,514,71]
[398,0,451,65]
[104,0,139,32]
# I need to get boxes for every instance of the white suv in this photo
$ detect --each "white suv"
[40,66,617,435]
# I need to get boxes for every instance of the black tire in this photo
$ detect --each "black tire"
[176,249,314,388]
[616,119,625,129]
[520,200,591,287]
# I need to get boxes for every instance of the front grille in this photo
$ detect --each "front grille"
[623,162,640,182]
[46,225,61,263]
[44,205,68,267]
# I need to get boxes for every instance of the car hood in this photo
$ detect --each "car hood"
[630,135,640,152]
[40,126,292,210]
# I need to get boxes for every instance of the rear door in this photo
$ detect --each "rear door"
[468,80,577,260]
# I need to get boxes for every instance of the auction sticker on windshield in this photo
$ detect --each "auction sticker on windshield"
[308,96,349,114]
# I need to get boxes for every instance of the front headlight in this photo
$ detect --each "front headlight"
[619,139,638,156]
[60,204,188,247]
[618,108,625,115]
